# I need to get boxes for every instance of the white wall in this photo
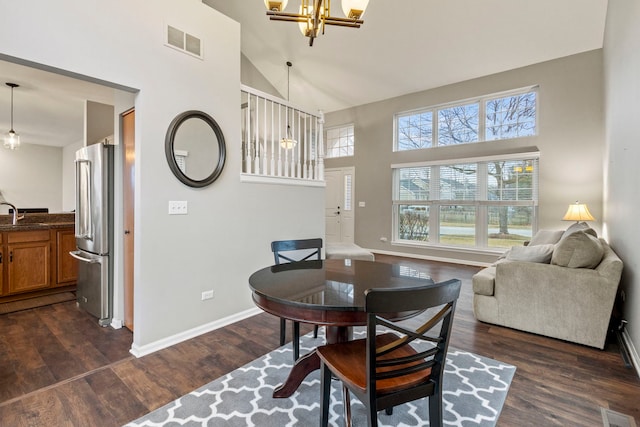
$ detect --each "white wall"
[603,0,640,370]
[0,0,324,350]
[0,143,63,213]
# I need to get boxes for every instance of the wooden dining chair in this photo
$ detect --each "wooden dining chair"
[317,278,462,427]
[271,238,323,360]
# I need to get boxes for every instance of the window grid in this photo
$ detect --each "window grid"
[394,87,537,151]
[393,157,538,250]
[326,124,354,158]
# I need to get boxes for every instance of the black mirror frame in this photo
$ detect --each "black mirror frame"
[165,110,226,188]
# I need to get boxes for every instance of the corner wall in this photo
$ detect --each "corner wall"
[603,0,640,374]
[325,50,604,265]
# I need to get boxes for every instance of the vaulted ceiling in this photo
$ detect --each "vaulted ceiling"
[0,1,608,148]
[204,0,608,113]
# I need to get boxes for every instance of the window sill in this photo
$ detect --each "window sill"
[391,240,506,256]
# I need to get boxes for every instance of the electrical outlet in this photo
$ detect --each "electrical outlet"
[201,290,214,300]
[168,200,188,215]
[380,237,388,242]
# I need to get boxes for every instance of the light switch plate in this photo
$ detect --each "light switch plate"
[168,200,188,215]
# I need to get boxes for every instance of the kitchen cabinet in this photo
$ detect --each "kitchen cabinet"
[55,228,77,286]
[0,234,3,294]
[0,224,77,300]
[6,230,51,295]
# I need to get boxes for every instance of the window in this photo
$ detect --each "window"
[393,156,538,250]
[438,103,479,146]
[397,111,433,150]
[394,87,537,151]
[485,92,536,141]
[326,124,354,158]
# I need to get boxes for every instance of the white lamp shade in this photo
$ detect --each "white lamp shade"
[264,0,288,11]
[562,202,595,222]
[341,0,370,18]
[4,129,20,150]
[280,137,297,149]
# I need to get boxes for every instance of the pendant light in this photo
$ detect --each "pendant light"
[281,61,297,149]
[4,83,21,150]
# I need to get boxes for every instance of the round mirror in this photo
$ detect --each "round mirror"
[165,110,226,188]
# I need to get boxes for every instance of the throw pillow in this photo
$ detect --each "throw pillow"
[506,244,555,263]
[561,221,597,240]
[528,229,564,246]
[551,230,604,268]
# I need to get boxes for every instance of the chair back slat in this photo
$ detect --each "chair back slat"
[365,279,461,397]
[271,238,323,265]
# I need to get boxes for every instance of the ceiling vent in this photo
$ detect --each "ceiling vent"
[166,25,202,59]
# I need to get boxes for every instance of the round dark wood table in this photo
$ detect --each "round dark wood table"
[249,259,434,397]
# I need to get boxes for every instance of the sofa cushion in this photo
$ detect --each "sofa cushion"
[551,230,604,268]
[472,266,496,296]
[528,230,564,246]
[561,221,597,240]
[506,244,555,263]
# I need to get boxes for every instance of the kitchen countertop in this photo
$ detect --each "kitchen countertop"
[0,213,75,231]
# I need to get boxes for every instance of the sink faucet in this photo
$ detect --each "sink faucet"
[0,202,24,225]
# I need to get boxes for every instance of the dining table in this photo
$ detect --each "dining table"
[248,258,434,398]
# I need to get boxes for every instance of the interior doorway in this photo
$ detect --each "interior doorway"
[325,167,355,244]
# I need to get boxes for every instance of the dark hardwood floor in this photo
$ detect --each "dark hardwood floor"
[0,255,638,426]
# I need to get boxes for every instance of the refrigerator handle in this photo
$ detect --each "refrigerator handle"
[75,159,94,240]
[69,250,99,264]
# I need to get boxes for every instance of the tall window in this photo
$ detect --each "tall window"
[326,124,354,158]
[395,87,537,151]
[393,156,538,249]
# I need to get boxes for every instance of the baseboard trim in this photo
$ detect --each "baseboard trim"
[621,328,640,378]
[369,248,491,268]
[129,307,262,358]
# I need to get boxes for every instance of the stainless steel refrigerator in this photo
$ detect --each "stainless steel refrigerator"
[70,142,114,326]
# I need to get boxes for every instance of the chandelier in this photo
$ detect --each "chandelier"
[264,0,370,46]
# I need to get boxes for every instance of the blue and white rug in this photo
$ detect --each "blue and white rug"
[125,330,515,426]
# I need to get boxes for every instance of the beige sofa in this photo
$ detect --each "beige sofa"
[472,223,623,349]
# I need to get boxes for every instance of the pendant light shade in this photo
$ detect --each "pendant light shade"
[4,83,20,150]
[281,61,297,149]
[341,0,370,19]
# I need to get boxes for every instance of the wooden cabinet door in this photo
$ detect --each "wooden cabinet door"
[56,228,78,286]
[0,247,4,296]
[7,240,51,294]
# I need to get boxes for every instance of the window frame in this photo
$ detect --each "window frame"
[325,123,355,158]
[393,86,539,152]
[392,152,539,251]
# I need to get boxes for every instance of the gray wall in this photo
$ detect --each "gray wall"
[603,0,640,371]
[325,50,604,265]
[241,53,281,98]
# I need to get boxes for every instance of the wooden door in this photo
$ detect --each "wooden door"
[7,236,50,294]
[55,228,78,285]
[123,109,135,331]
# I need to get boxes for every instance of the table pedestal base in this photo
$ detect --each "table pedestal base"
[273,325,352,398]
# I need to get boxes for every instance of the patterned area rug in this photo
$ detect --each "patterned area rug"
[125,330,515,427]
